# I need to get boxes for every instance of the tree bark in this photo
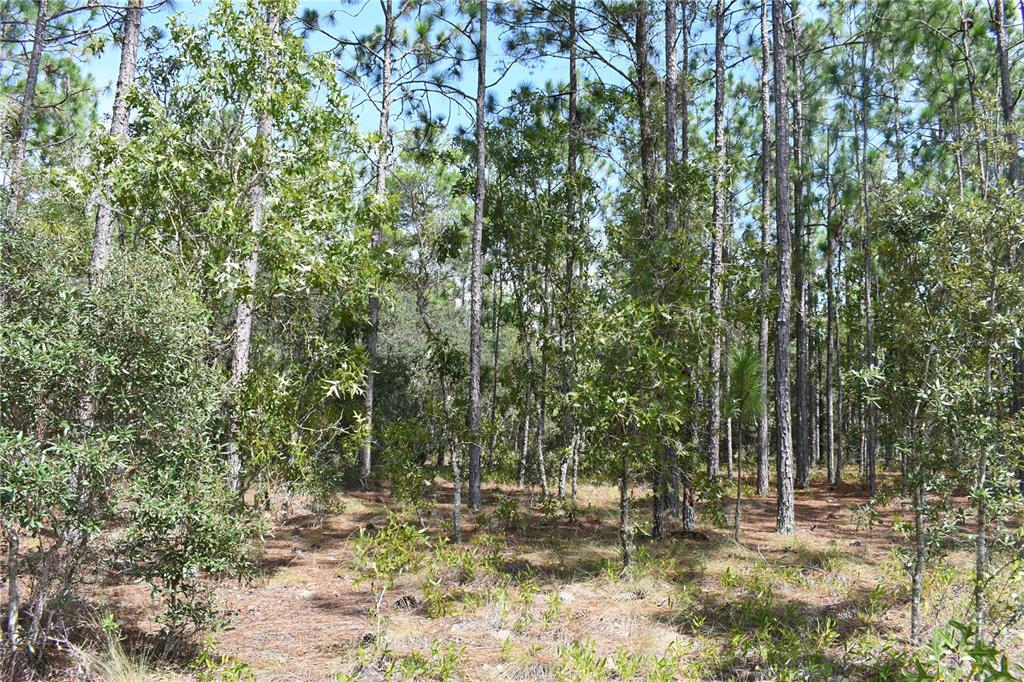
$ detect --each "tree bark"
[636,0,656,234]
[995,0,1024,488]
[467,0,487,509]
[825,145,838,486]
[665,0,678,234]
[5,528,19,650]
[620,442,632,569]
[679,1,689,168]
[911,479,925,642]
[558,0,579,501]
[791,10,809,490]
[489,269,502,457]
[757,0,772,498]
[859,38,877,498]
[707,0,726,480]
[995,0,1018,186]
[88,0,142,286]
[227,10,279,493]
[4,0,47,224]
[772,0,796,534]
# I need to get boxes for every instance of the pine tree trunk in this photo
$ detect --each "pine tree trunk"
[707,0,726,480]
[4,0,47,224]
[88,0,142,286]
[665,0,678,234]
[679,0,690,169]
[559,0,579,502]
[825,163,837,486]
[488,269,501,456]
[662,0,681,517]
[791,15,809,490]
[859,41,877,498]
[467,0,487,509]
[835,233,846,486]
[772,0,796,534]
[757,0,772,498]
[995,0,1018,186]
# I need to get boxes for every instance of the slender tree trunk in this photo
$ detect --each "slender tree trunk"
[772,0,796,534]
[757,0,772,498]
[812,337,821,471]
[859,39,877,498]
[911,478,925,642]
[5,528,19,650]
[518,383,531,488]
[651,464,663,539]
[734,424,743,542]
[791,10,809,490]
[451,405,462,544]
[535,372,549,500]
[975,267,1000,643]
[665,0,678,233]
[684,383,699,530]
[958,13,987,193]
[975,444,988,642]
[826,161,837,486]
[537,267,551,500]
[4,0,47,224]
[517,284,533,488]
[679,0,690,168]
[559,0,579,501]
[620,441,632,569]
[835,228,845,486]
[227,10,279,492]
[488,269,501,457]
[663,0,681,517]
[724,309,733,480]
[634,0,657,535]
[361,0,395,491]
[467,0,487,509]
[995,0,1018,186]
[707,0,726,480]
[995,0,1024,489]
[636,0,655,234]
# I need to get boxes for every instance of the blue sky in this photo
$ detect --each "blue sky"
[86,0,572,132]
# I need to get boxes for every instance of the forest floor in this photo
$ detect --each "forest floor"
[85,469,1015,681]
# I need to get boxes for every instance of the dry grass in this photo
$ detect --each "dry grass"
[77,469,1019,680]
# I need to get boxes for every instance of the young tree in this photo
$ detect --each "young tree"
[226,9,280,493]
[727,345,762,541]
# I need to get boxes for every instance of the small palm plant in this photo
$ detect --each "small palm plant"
[727,345,763,542]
